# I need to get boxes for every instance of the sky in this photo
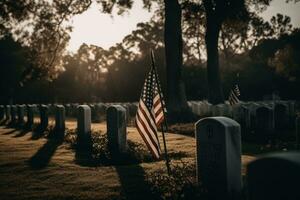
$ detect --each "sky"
[67,1,153,52]
[67,0,300,53]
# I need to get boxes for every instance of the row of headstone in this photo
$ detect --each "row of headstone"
[1,104,300,198]
[1,102,138,123]
[188,100,297,134]
[195,116,300,200]
[32,102,138,125]
[76,105,127,153]
[0,104,128,154]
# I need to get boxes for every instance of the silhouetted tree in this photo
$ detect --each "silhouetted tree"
[163,0,192,122]
[0,34,29,104]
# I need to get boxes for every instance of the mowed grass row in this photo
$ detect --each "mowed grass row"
[0,119,255,200]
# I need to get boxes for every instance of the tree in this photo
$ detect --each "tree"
[164,0,192,122]
[0,0,134,82]
[0,34,29,104]
[202,0,251,104]
[251,29,300,82]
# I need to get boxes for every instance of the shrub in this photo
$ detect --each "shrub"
[146,161,208,200]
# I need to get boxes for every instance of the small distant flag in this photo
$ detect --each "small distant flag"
[228,84,240,105]
[135,66,166,159]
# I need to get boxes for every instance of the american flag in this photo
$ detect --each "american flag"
[136,67,166,159]
[228,84,240,105]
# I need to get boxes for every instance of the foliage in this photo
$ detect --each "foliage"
[0,0,136,81]
[0,34,29,103]
[146,161,206,200]
[1,1,300,104]
[268,30,300,81]
[65,129,154,165]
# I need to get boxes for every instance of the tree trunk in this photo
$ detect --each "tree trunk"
[205,12,224,104]
[164,0,191,123]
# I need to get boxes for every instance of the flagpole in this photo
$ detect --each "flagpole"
[150,50,171,175]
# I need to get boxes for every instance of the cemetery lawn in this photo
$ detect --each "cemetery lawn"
[0,120,255,200]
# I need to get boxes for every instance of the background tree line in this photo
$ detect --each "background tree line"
[0,0,300,122]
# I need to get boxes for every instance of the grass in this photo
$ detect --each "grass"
[0,119,200,200]
[0,117,298,200]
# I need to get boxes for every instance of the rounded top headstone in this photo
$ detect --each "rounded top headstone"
[196,116,240,128]
[248,152,300,167]
[78,105,90,111]
[56,105,65,109]
[107,105,126,112]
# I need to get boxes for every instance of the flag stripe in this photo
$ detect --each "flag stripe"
[155,106,163,116]
[136,108,160,151]
[136,122,160,159]
[138,101,157,136]
[228,84,240,106]
[135,66,166,159]
[136,118,160,157]
[155,113,164,125]
[153,95,160,105]
[154,103,162,114]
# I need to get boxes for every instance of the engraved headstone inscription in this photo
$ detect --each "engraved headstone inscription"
[195,117,242,200]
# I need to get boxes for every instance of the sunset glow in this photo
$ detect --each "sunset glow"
[67,0,300,53]
[67,1,154,52]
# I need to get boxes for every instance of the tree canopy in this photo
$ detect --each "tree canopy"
[1,0,300,107]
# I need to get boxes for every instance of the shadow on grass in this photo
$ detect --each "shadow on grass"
[13,129,30,137]
[31,124,48,140]
[2,129,18,135]
[74,138,155,167]
[115,164,158,200]
[71,136,157,199]
[74,142,94,167]
[0,119,9,126]
[29,135,63,170]
[6,120,18,128]
[71,131,188,167]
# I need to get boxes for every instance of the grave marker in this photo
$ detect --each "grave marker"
[39,105,49,129]
[55,105,65,137]
[296,116,300,150]
[0,105,4,120]
[77,105,91,144]
[255,106,274,132]
[128,103,138,118]
[274,103,288,130]
[17,105,26,125]
[26,105,35,128]
[107,105,127,154]
[247,152,300,200]
[240,106,251,131]
[195,117,242,199]
[5,105,11,120]
[10,105,17,124]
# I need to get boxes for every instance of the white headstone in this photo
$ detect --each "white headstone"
[247,152,300,200]
[240,105,251,130]
[26,105,35,128]
[107,105,127,154]
[10,105,17,124]
[5,105,11,120]
[255,106,274,132]
[195,117,242,199]
[39,105,49,129]
[296,116,300,150]
[223,104,233,117]
[17,105,26,125]
[0,105,4,120]
[77,105,91,144]
[55,105,65,137]
[274,103,289,130]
